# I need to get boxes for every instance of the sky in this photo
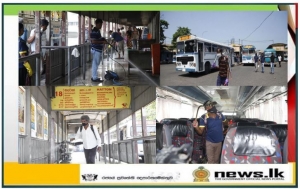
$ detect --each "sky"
[161,11,287,51]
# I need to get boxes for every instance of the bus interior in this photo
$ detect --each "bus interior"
[156,86,289,164]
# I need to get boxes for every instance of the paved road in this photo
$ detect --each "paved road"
[160,62,287,86]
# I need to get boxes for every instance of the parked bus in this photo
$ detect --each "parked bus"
[264,48,278,64]
[241,45,256,64]
[175,35,234,74]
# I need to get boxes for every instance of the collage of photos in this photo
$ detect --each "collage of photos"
[13,4,296,186]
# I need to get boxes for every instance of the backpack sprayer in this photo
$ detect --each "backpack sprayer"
[102,38,127,86]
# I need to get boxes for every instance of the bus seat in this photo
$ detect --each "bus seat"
[171,120,194,148]
[156,123,163,151]
[265,124,287,155]
[236,122,257,126]
[192,128,207,163]
[156,143,193,164]
[220,126,282,164]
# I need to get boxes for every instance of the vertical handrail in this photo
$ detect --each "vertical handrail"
[67,47,71,86]
[83,44,86,80]
[35,56,41,86]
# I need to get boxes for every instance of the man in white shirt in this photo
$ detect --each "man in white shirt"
[27,19,49,54]
[278,55,282,67]
[27,19,49,75]
[75,115,102,164]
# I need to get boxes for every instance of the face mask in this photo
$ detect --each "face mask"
[82,123,88,126]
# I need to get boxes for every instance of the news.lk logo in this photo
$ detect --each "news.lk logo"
[214,168,284,181]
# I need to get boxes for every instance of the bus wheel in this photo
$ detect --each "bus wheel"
[205,62,211,74]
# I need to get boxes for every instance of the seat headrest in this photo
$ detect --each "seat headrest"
[257,121,276,126]
[171,120,191,137]
[233,126,276,156]
[266,124,287,143]
[237,122,256,126]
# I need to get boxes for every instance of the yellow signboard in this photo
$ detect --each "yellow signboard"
[244,45,254,49]
[179,35,191,41]
[51,86,131,110]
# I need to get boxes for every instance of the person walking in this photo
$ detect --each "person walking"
[278,54,282,67]
[75,115,101,164]
[260,53,265,73]
[254,53,259,72]
[109,30,124,59]
[216,49,231,86]
[192,100,226,164]
[270,53,275,74]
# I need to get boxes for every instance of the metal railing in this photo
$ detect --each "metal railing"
[109,135,156,164]
[18,135,26,163]
[41,43,90,86]
[19,53,42,86]
[30,138,49,164]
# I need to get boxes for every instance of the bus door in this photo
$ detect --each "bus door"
[198,42,204,71]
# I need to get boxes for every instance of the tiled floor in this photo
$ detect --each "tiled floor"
[43,47,159,86]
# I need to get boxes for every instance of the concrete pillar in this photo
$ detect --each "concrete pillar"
[141,107,147,137]
[107,113,111,163]
[81,15,85,44]
[46,86,52,163]
[78,13,81,45]
[34,11,41,53]
[130,86,139,164]
[45,11,51,85]
[61,11,67,46]
[23,87,32,163]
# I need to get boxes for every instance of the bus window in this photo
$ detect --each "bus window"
[177,41,184,54]
[212,45,218,52]
[184,40,196,53]
[204,43,212,52]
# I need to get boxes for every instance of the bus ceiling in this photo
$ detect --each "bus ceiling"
[160,86,287,112]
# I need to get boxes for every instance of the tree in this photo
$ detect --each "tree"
[172,27,192,47]
[160,19,169,44]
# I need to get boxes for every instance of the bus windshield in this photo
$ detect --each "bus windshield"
[242,49,249,54]
[177,42,184,54]
[249,49,256,54]
[264,51,275,57]
[184,40,196,53]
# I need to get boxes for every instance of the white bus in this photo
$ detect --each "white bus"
[241,45,256,64]
[175,35,234,74]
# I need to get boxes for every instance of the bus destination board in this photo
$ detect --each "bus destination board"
[51,86,131,110]
[179,35,191,41]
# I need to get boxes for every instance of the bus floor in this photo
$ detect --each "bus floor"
[47,49,159,86]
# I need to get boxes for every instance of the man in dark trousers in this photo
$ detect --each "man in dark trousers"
[254,53,259,72]
[192,100,226,164]
[260,53,265,73]
[90,19,107,82]
[75,115,101,164]
[216,49,231,86]
[270,52,275,74]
